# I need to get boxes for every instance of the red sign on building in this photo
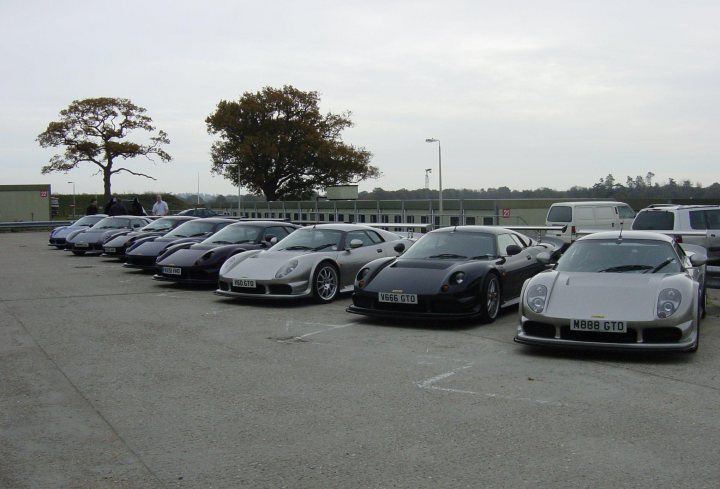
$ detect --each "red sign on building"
[502,208,511,218]
[40,191,48,197]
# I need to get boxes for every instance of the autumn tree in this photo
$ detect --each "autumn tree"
[37,97,171,200]
[206,85,379,201]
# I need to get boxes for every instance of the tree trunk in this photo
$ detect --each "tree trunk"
[103,168,112,201]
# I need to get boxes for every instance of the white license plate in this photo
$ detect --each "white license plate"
[571,319,626,333]
[105,247,116,253]
[378,292,418,304]
[163,266,182,276]
[75,242,89,248]
[233,278,256,288]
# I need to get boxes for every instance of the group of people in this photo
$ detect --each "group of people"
[85,195,169,217]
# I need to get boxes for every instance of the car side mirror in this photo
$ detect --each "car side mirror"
[349,239,364,249]
[536,251,551,264]
[133,224,142,228]
[506,244,522,256]
[265,235,277,244]
[689,252,708,267]
[394,242,406,253]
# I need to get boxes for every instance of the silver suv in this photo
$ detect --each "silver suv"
[632,204,720,284]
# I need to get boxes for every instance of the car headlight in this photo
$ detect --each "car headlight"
[275,260,299,279]
[657,288,681,318]
[526,284,548,314]
[220,254,243,275]
[356,267,370,288]
[451,271,466,285]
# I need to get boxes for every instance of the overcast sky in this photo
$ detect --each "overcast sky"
[2,0,719,198]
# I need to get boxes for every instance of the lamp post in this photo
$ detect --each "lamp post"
[67,181,76,219]
[425,138,442,225]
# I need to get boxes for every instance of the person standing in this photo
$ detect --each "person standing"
[108,197,127,216]
[130,197,146,216]
[152,194,169,216]
[86,198,98,215]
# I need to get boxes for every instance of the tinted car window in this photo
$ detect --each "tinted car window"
[265,226,290,239]
[690,211,707,230]
[705,210,720,229]
[618,205,636,219]
[346,230,375,247]
[547,206,572,223]
[497,234,518,255]
[403,232,496,259]
[632,211,674,230]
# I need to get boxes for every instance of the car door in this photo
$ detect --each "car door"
[496,233,533,300]
[338,230,387,286]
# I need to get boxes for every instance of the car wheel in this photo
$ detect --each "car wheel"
[312,263,339,303]
[478,274,501,323]
[72,250,86,256]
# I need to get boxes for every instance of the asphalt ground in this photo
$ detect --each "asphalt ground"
[2,231,720,489]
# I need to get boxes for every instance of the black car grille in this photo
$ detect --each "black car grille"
[522,321,556,338]
[560,326,638,343]
[125,255,156,267]
[230,284,265,294]
[643,327,683,343]
[353,293,477,315]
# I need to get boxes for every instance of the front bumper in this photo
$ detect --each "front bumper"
[215,277,312,299]
[153,266,219,285]
[515,315,698,352]
[346,289,482,320]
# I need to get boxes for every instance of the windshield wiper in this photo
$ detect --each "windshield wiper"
[648,258,675,273]
[313,243,337,251]
[471,254,497,260]
[233,239,253,244]
[172,234,187,238]
[428,253,467,259]
[599,265,653,273]
[282,245,312,251]
[211,240,233,244]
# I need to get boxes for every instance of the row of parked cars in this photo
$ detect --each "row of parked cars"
[49,203,715,353]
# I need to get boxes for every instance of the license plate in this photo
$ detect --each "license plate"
[105,247,116,253]
[571,319,626,333]
[163,266,182,276]
[378,292,418,304]
[75,242,89,248]
[233,278,256,288]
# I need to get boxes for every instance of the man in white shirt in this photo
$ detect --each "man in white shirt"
[152,194,169,216]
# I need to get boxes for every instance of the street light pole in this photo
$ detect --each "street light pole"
[425,138,442,225]
[67,181,76,219]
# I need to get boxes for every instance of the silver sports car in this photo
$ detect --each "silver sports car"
[515,231,707,352]
[216,224,414,302]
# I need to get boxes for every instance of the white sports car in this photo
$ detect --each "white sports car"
[216,224,414,303]
[515,231,707,352]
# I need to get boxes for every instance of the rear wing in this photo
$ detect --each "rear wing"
[367,223,433,238]
[576,229,709,238]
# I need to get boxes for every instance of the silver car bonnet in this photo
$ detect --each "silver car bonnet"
[224,250,327,280]
[542,271,690,321]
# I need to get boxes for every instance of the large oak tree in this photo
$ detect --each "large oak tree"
[206,85,379,201]
[37,97,171,200]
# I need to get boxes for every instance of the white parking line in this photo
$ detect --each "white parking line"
[278,320,356,343]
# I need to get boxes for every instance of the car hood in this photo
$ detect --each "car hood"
[70,229,125,243]
[537,271,691,321]
[364,258,470,294]
[157,245,226,266]
[223,250,330,279]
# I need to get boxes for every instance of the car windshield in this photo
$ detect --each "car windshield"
[141,217,178,232]
[73,216,104,227]
[555,239,683,273]
[91,217,131,229]
[402,231,497,259]
[272,228,343,251]
[204,225,261,244]
[167,221,217,238]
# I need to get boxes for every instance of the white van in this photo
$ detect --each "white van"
[545,201,636,243]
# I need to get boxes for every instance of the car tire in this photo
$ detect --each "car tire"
[478,273,501,323]
[312,262,339,303]
[72,250,86,256]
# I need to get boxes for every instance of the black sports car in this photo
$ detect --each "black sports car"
[123,218,235,270]
[102,216,197,259]
[153,221,300,285]
[347,226,564,322]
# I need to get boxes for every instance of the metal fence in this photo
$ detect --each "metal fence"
[0,220,72,230]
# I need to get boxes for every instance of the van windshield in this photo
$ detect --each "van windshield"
[547,206,571,223]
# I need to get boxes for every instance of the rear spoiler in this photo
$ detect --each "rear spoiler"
[576,229,709,239]
[503,225,568,233]
[367,223,434,238]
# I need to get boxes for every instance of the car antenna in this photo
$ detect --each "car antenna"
[618,222,624,241]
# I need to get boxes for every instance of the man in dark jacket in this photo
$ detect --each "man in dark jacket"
[86,198,98,215]
[108,197,127,216]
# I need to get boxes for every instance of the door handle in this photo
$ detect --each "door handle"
[377,249,383,253]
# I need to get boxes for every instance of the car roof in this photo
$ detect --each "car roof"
[226,220,300,228]
[300,223,386,231]
[577,230,675,243]
[640,204,720,211]
[550,201,627,206]
[189,218,236,223]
